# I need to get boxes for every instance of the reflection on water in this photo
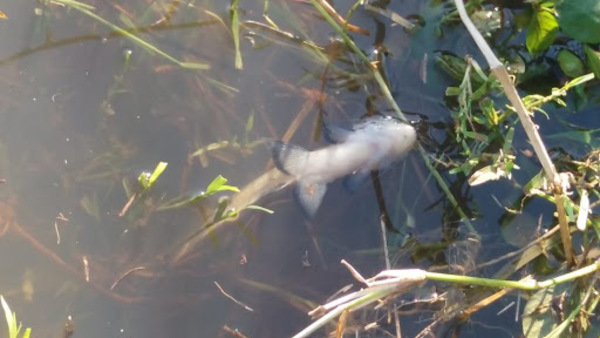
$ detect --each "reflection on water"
[0,0,550,337]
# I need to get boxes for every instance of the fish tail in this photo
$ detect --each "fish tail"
[295,181,327,217]
[270,141,309,176]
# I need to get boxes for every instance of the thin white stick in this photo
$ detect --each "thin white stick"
[454,0,502,69]
[214,281,254,312]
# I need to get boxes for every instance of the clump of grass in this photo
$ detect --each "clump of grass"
[1,296,31,338]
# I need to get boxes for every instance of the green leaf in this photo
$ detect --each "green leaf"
[2,296,16,338]
[557,0,600,43]
[245,111,254,134]
[230,0,243,70]
[557,49,584,77]
[138,162,168,190]
[206,175,240,195]
[1,295,30,338]
[526,8,558,54]
[148,162,168,188]
[583,44,600,79]
[503,127,515,153]
[138,172,150,189]
[212,197,230,222]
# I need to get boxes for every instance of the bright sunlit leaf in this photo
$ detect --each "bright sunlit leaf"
[1,296,17,337]
[138,162,168,190]
[148,162,168,187]
[526,7,558,54]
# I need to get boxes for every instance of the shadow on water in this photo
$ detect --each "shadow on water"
[0,0,599,337]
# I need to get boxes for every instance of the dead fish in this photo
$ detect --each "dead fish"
[271,115,417,216]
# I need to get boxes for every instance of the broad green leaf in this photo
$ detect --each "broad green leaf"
[583,44,600,79]
[526,8,558,54]
[557,0,600,43]
[557,49,584,77]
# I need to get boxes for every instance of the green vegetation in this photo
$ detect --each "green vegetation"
[1,297,31,338]
[291,0,600,337]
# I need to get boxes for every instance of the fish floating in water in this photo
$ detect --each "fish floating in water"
[271,115,417,216]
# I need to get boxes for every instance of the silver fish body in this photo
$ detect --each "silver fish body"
[271,116,417,216]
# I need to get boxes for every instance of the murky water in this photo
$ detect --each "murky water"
[0,0,593,337]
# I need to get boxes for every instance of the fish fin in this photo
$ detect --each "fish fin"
[270,141,309,176]
[322,123,352,144]
[295,181,327,217]
[343,170,371,192]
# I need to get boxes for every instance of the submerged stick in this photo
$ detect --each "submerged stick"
[314,0,370,35]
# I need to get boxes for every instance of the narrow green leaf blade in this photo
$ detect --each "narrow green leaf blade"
[1,296,16,338]
[230,0,243,70]
[148,162,168,187]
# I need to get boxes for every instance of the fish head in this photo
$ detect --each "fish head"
[388,120,417,156]
[356,116,417,157]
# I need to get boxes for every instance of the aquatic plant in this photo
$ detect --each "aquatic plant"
[1,296,31,338]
